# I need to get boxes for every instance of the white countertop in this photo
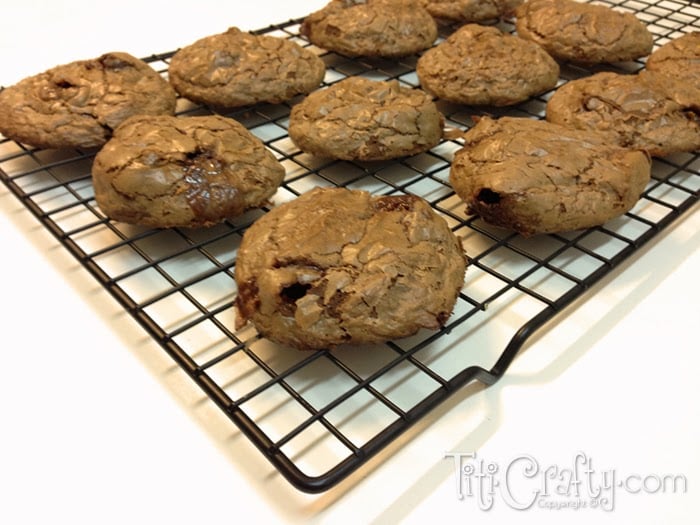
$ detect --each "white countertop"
[1,2,698,524]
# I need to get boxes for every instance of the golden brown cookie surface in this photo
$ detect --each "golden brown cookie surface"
[169,27,326,108]
[449,117,651,236]
[416,24,559,106]
[422,0,523,22]
[301,0,438,58]
[641,31,700,108]
[515,0,653,64]
[92,114,285,228]
[288,77,444,160]
[0,52,176,149]
[546,71,700,157]
[234,187,467,350]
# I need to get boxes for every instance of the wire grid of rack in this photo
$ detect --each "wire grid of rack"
[1,0,698,494]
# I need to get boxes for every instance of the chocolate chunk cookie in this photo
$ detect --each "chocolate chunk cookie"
[546,71,700,157]
[422,0,523,23]
[449,117,651,236]
[416,24,559,106]
[92,115,285,228]
[288,76,444,160]
[168,27,326,108]
[515,0,653,64]
[301,0,438,58]
[234,187,467,350]
[0,52,176,149]
[641,31,700,108]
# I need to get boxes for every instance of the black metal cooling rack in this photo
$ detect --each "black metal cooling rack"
[1,0,698,494]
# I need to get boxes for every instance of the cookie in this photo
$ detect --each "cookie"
[0,52,176,149]
[92,115,285,228]
[168,27,326,108]
[422,0,523,23]
[515,0,653,64]
[301,0,438,58]
[546,71,700,157]
[449,116,651,236]
[416,24,559,106]
[234,187,467,350]
[288,76,443,160]
[641,31,700,108]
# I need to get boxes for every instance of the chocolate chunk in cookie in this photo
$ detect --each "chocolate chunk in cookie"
[92,115,285,228]
[168,27,326,108]
[0,52,176,149]
[546,71,700,157]
[515,0,653,64]
[288,76,444,160]
[234,187,467,350]
[301,0,438,58]
[416,24,559,106]
[449,117,651,236]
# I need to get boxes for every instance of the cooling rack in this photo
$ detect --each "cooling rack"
[1,0,698,494]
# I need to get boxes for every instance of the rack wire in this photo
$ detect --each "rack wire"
[1,0,698,493]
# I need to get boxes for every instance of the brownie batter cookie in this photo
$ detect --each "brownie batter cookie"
[168,27,326,108]
[546,72,700,157]
[234,187,467,350]
[422,0,523,23]
[0,52,176,149]
[642,31,700,108]
[288,77,443,160]
[301,0,438,58]
[92,115,285,228]
[449,117,651,236]
[515,0,653,64]
[416,24,559,106]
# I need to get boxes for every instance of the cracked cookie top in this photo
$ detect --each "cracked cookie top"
[234,187,467,350]
[422,0,523,23]
[288,76,444,160]
[641,31,700,109]
[449,116,651,236]
[92,114,285,228]
[0,52,176,149]
[416,24,559,107]
[301,0,438,58]
[546,71,700,157]
[515,0,653,64]
[168,27,326,108]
